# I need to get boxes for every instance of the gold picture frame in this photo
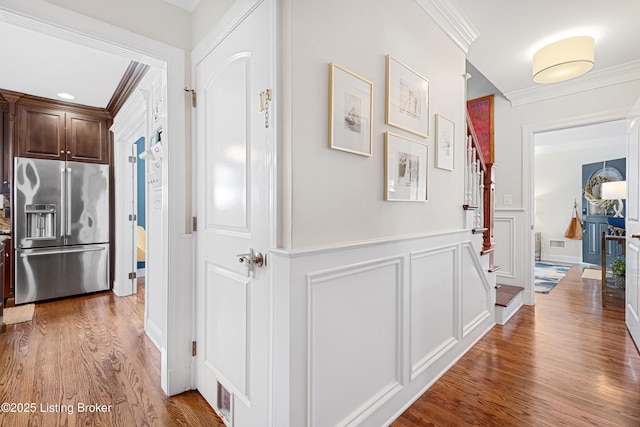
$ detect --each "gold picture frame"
[384,132,428,202]
[329,62,374,156]
[435,113,455,171]
[386,55,430,138]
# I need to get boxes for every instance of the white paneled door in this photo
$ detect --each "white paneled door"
[626,110,640,349]
[195,1,273,425]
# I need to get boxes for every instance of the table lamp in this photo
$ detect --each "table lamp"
[601,181,627,218]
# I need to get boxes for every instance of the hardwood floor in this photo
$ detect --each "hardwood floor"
[2,266,638,426]
[0,281,224,427]
[393,264,640,427]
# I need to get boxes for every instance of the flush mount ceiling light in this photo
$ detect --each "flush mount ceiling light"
[57,92,76,100]
[532,36,594,84]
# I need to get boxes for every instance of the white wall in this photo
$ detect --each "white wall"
[191,0,235,47]
[43,0,191,50]
[534,136,626,263]
[284,0,467,250]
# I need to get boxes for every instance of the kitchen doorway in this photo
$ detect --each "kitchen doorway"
[0,2,192,395]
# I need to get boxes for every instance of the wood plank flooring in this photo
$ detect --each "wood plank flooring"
[0,281,224,427]
[393,264,640,427]
[2,266,639,426]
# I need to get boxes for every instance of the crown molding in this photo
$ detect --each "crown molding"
[414,0,478,54]
[107,61,151,118]
[505,60,640,107]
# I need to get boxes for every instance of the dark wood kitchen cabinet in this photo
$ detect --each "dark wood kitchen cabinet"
[1,104,9,193]
[16,103,64,160]
[1,238,8,309]
[16,103,109,164]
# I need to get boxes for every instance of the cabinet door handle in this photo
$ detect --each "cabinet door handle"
[60,150,65,154]
[67,150,71,155]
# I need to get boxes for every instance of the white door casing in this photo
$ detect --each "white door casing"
[626,107,640,348]
[194,1,273,425]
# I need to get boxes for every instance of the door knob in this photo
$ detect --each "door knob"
[236,248,265,277]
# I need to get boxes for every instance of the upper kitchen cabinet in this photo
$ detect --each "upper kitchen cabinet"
[16,103,64,160]
[16,101,109,164]
[66,111,109,163]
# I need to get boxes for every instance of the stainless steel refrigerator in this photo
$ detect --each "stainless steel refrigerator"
[14,157,110,304]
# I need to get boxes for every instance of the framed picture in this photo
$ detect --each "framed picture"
[384,132,428,202]
[435,114,455,171]
[386,55,430,138]
[329,62,374,156]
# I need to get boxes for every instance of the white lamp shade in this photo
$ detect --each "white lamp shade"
[601,181,627,200]
[532,36,594,83]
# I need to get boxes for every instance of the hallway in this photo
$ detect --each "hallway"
[393,265,640,426]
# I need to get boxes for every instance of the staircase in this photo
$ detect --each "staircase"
[495,284,524,325]
[465,112,523,325]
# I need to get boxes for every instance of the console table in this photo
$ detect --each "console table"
[601,233,625,307]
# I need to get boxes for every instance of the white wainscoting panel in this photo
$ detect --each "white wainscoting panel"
[307,257,404,427]
[494,216,516,279]
[462,242,493,337]
[205,262,249,399]
[270,230,497,427]
[409,245,459,380]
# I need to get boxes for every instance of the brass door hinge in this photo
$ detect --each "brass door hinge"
[192,341,197,356]
[184,87,196,108]
[128,272,137,280]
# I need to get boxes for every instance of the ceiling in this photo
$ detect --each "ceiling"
[454,0,640,105]
[0,20,132,108]
[3,1,639,110]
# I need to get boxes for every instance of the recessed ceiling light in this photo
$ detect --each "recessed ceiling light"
[57,92,75,100]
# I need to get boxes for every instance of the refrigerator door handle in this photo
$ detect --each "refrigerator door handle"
[19,246,107,258]
[60,167,66,237]
[66,167,72,237]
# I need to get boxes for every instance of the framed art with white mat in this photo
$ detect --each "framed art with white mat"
[435,113,454,170]
[385,55,430,138]
[384,132,428,202]
[329,62,373,156]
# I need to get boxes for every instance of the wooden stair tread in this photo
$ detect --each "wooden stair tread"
[495,284,524,307]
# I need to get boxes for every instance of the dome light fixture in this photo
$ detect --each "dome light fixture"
[57,92,76,100]
[532,36,594,84]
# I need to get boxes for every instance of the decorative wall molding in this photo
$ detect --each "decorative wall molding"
[409,244,460,380]
[107,61,151,118]
[307,256,404,427]
[271,229,496,426]
[495,216,516,279]
[414,0,479,54]
[461,242,493,337]
[270,229,470,259]
[505,60,640,107]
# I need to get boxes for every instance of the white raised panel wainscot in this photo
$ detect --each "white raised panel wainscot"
[270,230,496,427]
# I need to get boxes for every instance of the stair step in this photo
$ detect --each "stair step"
[496,284,524,307]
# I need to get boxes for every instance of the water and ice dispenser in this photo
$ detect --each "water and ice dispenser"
[25,204,56,240]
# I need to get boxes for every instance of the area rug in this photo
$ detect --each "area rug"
[535,262,571,294]
[581,269,602,280]
[3,304,35,325]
